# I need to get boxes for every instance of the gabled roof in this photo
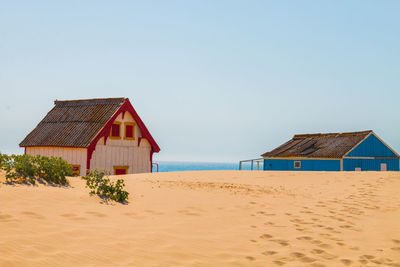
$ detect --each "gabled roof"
[20,98,160,152]
[261,130,372,159]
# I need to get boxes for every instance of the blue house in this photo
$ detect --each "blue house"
[262,130,399,171]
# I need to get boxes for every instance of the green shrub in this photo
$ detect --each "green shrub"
[82,170,129,203]
[0,153,12,171]
[0,153,6,168]
[6,154,38,184]
[1,153,72,185]
[35,155,72,184]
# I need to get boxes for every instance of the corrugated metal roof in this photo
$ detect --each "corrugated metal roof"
[261,130,372,159]
[20,98,126,147]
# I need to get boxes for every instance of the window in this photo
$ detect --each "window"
[114,166,129,175]
[294,161,301,169]
[110,122,121,139]
[71,165,80,176]
[124,122,135,140]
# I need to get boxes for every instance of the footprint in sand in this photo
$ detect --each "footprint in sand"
[21,211,45,219]
[290,252,316,263]
[297,236,313,241]
[318,243,332,249]
[340,259,353,266]
[262,250,277,256]
[178,210,199,216]
[273,260,285,266]
[61,213,76,217]
[271,239,289,246]
[360,254,375,260]
[310,249,337,260]
[311,249,324,255]
[319,233,332,238]
[0,214,14,222]
[311,240,322,245]
[60,213,86,221]
[245,256,255,261]
[291,252,305,258]
[358,258,368,265]
[391,247,400,252]
[145,210,165,215]
[86,211,107,217]
[301,210,314,214]
[259,234,273,239]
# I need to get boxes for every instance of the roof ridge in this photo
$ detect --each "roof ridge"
[293,130,372,139]
[54,97,126,104]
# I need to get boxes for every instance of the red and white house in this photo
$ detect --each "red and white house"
[20,98,160,176]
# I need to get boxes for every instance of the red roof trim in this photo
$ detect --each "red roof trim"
[86,99,160,171]
[23,145,87,148]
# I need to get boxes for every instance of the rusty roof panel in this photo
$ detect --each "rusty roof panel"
[20,98,125,147]
[261,130,372,158]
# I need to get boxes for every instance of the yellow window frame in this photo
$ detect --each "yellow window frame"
[124,122,136,140]
[113,166,129,175]
[294,161,301,169]
[109,121,122,139]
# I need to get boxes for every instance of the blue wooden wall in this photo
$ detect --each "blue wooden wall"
[343,158,399,171]
[346,134,397,157]
[263,159,340,171]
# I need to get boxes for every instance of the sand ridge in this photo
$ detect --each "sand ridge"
[1,170,400,266]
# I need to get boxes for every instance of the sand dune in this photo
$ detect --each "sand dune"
[1,170,399,266]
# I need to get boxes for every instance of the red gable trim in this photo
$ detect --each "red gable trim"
[86,99,160,171]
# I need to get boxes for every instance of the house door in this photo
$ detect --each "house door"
[380,163,387,171]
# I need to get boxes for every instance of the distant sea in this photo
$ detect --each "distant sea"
[152,161,263,172]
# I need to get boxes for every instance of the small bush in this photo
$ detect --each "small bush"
[5,154,38,184]
[1,153,72,185]
[82,170,129,203]
[0,153,11,171]
[35,155,72,184]
[0,153,7,168]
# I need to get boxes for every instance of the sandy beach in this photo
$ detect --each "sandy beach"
[1,170,399,266]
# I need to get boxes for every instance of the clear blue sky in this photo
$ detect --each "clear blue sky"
[0,1,399,162]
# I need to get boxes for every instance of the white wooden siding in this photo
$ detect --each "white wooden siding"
[90,112,152,174]
[26,147,87,175]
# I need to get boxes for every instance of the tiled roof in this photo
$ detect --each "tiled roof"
[20,98,126,147]
[261,130,372,158]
